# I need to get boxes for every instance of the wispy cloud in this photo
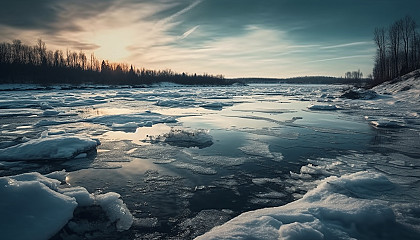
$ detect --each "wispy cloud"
[157,0,203,27]
[304,54,372,63]
[179,25,200,39]
[320,41,370,49]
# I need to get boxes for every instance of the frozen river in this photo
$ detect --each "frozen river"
[1,83,419,239]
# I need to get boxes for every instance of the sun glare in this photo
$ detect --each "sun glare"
[91,29,132,62]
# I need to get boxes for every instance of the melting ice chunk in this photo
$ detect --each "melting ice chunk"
[149,128,213,149]
[0,135,100,161]
[370,119,405,128]
[0,171,133,240]
[308,104,341,110]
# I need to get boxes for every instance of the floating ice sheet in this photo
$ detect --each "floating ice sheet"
[147,128,213,149]
[0,134,100,161]
[308,104,341,111]
[86,112,177,127]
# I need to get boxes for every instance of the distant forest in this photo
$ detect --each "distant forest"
[0,39,232,86]
[236,75,367,85]
[373,16,420,85]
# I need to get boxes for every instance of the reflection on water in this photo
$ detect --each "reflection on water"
[101,124,172,145]
[78,107,138,118]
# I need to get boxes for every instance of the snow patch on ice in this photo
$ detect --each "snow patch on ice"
[239,140,274,159]
[172,162,217,175]
[192,155,246,167]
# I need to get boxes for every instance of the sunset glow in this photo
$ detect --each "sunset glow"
[1,0,419,77]
[90,29,133,62]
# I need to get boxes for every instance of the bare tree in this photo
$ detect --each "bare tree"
[401,16,416,71]
[12,40,22,64]
[36,39,47,65]
[79,51,87,70]
[345,71,352,79]
[373,16,420,85]
[374,27,387,81]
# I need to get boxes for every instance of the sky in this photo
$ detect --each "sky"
[1,0,419,78]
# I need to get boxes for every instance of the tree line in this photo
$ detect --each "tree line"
[0,39,232,85]
[344,69,365,80]
[373,15,420,85]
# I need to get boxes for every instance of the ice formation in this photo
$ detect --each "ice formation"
[370,119,405,128]
[307,104,340,110]
[87,112,177,127]
[148,128,213,149]
[0,171,133,240]
[200,102,233,110]
[340,88,377,100]
[239,140,274,159]
[111,122,139,130]
[196,171,416,240]
[0,135,100,161]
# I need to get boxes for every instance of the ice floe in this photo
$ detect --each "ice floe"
[190,154,246,167]
[239,140,274,159]
[196,171,418,240]
[87,112,176,127]
[0,134,100,161]
[0,171,133,240]
[289,162,339,180]
[340,88,377,100]
[308,104,341,110]
[0,174,77,240]
[200,102,233,110]
[148,128,213,149]
[95,192,133,231]
[0,108,42,117]
[370,119,405,128]
[172,162,217,175]
[111,122,139,130]
[42,109,60,116]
